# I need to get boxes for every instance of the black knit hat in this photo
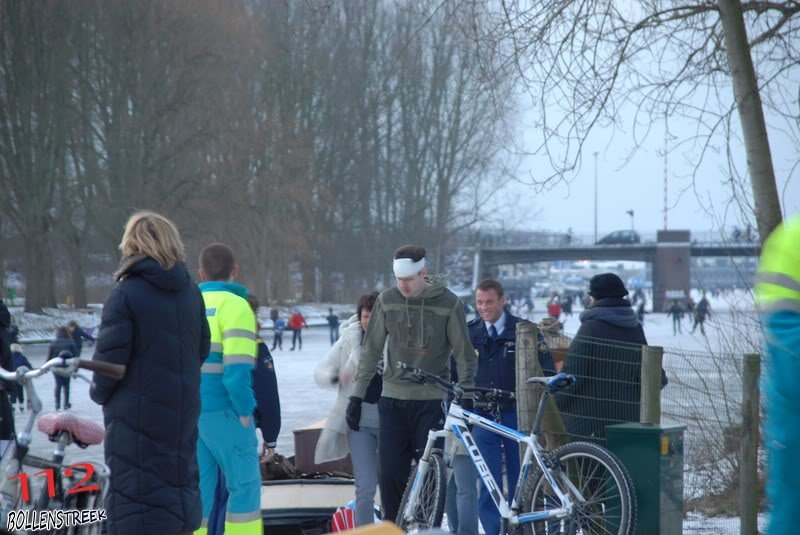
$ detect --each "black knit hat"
[589,273,629,299]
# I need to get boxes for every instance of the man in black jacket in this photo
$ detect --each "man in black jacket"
[557,273,667,444]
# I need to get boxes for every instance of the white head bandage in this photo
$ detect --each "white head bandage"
[393,257,426,278]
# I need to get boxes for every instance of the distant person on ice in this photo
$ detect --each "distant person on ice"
[326,308,340,345]
[667,300,684,335]
[9,344,32,412]
[67,320,95,358]
[691,293,712,335]
[288,309,307,351]
[90,211,210,535]
[270,308,284,350]
[348,244,477,522]
[48,326,77,410]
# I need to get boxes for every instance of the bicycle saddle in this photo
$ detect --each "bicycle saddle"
[527,373,576,392]
[38,412,105,447]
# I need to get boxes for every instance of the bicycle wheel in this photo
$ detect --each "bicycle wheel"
[396,452,447,532]
[514,442,636,535]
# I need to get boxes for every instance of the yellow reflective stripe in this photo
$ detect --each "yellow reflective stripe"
[201,363,225,373]
[223,354,255,366]
[224,338,256,356]
[223,329,256,340]
[210,342,223,353]
[756,272,800,293]
[226,511,262,523]
[224,518,263,534]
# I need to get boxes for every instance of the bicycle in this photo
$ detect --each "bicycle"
[0,356,116,534]
[395,362,637,535]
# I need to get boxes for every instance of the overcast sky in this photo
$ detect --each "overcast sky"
[491,90,799,238]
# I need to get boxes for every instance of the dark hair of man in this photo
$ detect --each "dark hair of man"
[67,320,78,328]
[476,278,504,299]
[357,291,380,319]
[199,243,235,281]
[56,326,69,338]
[393,245,426,262]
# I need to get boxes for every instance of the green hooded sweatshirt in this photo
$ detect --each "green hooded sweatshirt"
[352,276,477,401]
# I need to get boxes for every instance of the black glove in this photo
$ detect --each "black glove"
[346,396,363,432]
[461,397,474,412]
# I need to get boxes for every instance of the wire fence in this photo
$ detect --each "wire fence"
[535,327,763,534]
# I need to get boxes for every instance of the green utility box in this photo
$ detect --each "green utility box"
[606,423,686,535]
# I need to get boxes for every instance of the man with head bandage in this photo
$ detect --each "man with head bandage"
[347,244,477,523]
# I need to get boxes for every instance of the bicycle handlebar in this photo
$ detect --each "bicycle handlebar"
[0,357,77,382]
[395,362,515,402]
[0,357,126,383]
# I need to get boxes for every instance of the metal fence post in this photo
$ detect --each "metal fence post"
[640,345,663,425]
[740,353,761,535]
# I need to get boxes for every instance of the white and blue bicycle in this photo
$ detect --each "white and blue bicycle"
[395,363,636,535]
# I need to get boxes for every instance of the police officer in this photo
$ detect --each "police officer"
[467,279,555,535]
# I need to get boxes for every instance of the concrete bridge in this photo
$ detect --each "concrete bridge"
[476,230,760,311]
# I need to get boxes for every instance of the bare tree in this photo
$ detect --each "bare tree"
[458,0,797,240]
[0,0,76,311]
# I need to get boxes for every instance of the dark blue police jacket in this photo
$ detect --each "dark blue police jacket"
[468,313,556,395]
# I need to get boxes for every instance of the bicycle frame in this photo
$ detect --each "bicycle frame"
[400,399,574,528]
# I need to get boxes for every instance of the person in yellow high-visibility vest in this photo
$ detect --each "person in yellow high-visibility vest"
[754,215,800,535]
[195,243,262,535]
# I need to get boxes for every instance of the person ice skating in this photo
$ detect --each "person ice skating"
[48,326,77,410]
[90,211,210,535]
[66,320,95,358]
[207,295,281,535]
[270,308,284,350]
[9,344,32,411]
[557,273,667,443]
[196,243,262,535]
[547,296,562,319]
[348,245,477,522]
[314,292,382,527]
[754,215,800,535]
[561,295,573,317]
[326,308,340,346]
[667,300,684,335]
[288,309,307,351]
[691,294,712,335]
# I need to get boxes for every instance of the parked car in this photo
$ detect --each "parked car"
[597,230,641,245]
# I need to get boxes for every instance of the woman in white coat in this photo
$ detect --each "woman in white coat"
[314,292,382,526]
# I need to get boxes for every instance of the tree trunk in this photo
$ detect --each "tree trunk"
[718,0,783,240]
[301,256,316,302]
[68,247,88,308]
[23,236,57,312]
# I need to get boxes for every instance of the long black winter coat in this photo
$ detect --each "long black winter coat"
[90,257,210,535]
[556,297,667,443]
